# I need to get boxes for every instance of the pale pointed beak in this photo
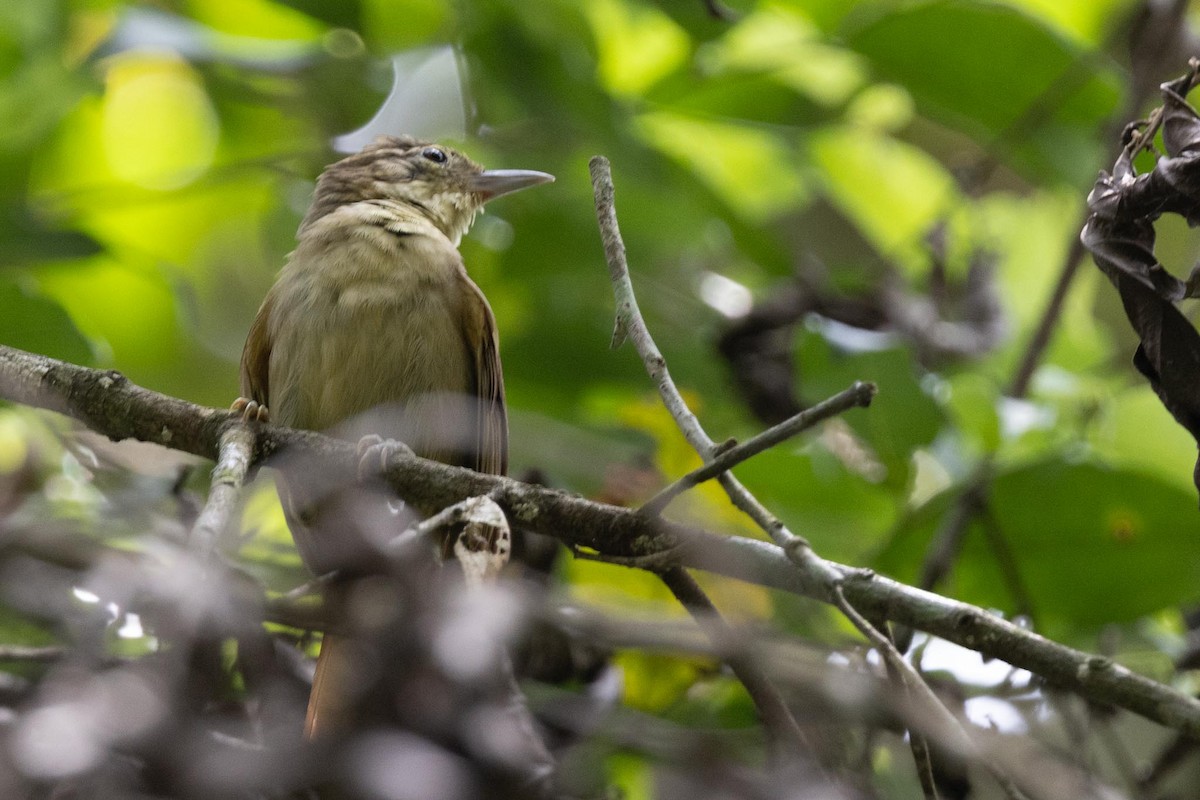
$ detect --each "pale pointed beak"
[468,169,555,201]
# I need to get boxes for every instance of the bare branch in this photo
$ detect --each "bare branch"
[387,494,499,555]
[832,586,1029,800]
[918,462,992,591]
[588,155,842,589]
[657,566,815,765]
[0,645,67,662]
[642,381,876,515]
[589,155,838,757]
[590,155,712,458]
[4,343,1200,739]
[189,424,256,560]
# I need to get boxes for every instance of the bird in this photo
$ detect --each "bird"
[236,134,553,736]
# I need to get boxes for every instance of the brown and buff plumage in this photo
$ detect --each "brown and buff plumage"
[238,135,551,735]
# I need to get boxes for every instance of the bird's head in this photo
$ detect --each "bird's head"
[301,135,554,244]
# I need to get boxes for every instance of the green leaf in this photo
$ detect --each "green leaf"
[0,210,101,265]
[735,444,896,563]
[809,123,957,275]
[941,372,1001,455]
[876,461,1200,632]
[637,111,809,223]
[0,278,92,364]
[844,0,1121,184]
[797,331,944,491]
[1091,386,1199,494]
[647,71,826,129]
[991,0,1134,44]
[585,0,691,97]
[698,4,867,106]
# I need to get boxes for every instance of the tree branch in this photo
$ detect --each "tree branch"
[3,343,1200,739]
[589,154,841,589]
[189,424,256,560]
[590,154,843,758]
[641,381,876,516]
[832,585,1029,799]
[657,565,814,763]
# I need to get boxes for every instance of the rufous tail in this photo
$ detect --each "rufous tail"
[304,632,348,737]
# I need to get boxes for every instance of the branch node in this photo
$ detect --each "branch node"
[713,437,737,456]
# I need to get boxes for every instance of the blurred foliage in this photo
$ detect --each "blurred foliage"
[4,0,1200,795]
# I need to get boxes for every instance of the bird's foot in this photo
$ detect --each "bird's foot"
[231,397,270,423]
[356,435,414,483]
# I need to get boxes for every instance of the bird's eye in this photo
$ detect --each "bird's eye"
[422,147,447,164]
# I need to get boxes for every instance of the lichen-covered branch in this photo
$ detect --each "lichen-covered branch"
[189,424,256,560]
[3,342,1200,739]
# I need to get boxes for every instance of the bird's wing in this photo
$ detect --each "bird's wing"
[461,276,508,476]
[239,287,275,406]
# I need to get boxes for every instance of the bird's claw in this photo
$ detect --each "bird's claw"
[231,397,270,423]
[357,435,414,483]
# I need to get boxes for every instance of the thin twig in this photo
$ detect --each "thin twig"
[641,381,876,516]
[589,155,843,589]
[386,494,481,554]
[978,507,1039,626]
[657,566,815,765]
[544,604,836,671]
[590,160,827,756]
[1091,710,1140,795]
[281,573,337,602]
[189,424,255,560]
[909,731,940,800]
[0,645,67,662]
[571,544,684,571]
[263,595,327,631]
[589,157,1019,786]
[590,155,711,457]
[1007,234,1089,399]
[1008,22,1185,400]
[832,585,1031,800]
[918,461,991,591]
